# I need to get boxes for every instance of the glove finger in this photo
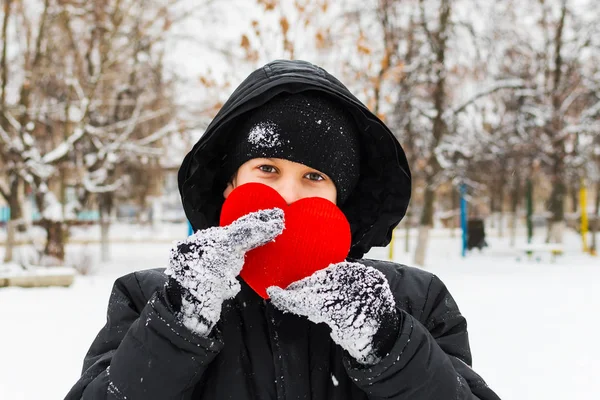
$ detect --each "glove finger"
[266,286,286,303]
[284,267,331,291]
[268,286,310,313]
[228,208,285,252]
[268,285,326,323]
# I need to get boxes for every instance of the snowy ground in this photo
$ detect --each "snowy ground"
[0,223,598,399]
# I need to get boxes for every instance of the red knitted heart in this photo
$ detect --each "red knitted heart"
[220,182,351,299]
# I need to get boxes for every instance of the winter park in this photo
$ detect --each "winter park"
[1,1,600,399]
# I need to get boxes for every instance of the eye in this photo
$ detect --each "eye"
[258,165,278,174]
[305,172,325,181]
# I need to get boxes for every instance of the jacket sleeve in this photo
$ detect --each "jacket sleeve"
[343,273,500,400]
[65,270,224,400]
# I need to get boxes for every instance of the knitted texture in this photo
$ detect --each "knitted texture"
[268,262,398,365]
[223,92,361,204]
[165,208,285,336]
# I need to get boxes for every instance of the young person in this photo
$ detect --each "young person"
[66,60,500,399]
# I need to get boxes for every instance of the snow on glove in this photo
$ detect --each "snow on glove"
[165,208,285,336]
[267,262,399,365]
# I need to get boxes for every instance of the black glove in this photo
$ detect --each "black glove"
[165,208,285,336]
[268,262,399,365]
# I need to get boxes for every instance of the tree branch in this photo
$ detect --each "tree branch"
[41,127,87,164]
[449,80,526,116]
[0,179,10,202]
[134,121,178,146]
[0,0,12,116]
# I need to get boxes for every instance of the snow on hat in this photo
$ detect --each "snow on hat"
[222,92,361,204]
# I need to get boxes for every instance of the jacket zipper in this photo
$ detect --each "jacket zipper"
[264,300,286,400]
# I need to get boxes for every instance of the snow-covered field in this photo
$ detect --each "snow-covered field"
[0,223,598,399]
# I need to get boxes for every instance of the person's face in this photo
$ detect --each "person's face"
[223,158,337,205]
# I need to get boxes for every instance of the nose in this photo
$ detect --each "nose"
[274,179,301,205]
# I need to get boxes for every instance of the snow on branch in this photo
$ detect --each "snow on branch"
[559,88,582,115]
[120,144,164,156]
[580,99,600,120]
[82,174,124,193]
[41,127,86,164]
[4,111,22,132]
[563,122,600,135]
[41,191,64,222]
[110,101,144,145]
[0,114,26,152]
[96,103,146,162]
[25,159,55,180]
[448,79,526,117]
[0,124,13,147]
[65,77,89,117]
[86,108,171,137]
[134,121,179,146]
[0,180,10,201]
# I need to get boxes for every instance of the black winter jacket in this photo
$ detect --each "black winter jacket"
[66,261,499,400]
[67,60,500,399]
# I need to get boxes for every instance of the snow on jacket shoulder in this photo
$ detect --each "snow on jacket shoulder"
[66,260,500,400]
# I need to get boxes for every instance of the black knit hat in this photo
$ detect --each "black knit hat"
[222,92,361,204]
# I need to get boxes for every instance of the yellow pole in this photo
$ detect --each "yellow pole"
[580,180,589,253]
[388,228,395,261]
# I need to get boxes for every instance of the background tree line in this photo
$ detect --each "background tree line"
[1,0,598,267]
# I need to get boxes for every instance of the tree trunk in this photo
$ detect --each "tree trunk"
[4,220,17,263]
[99,204,111,263]
[411,0,448,266]
[3,180,23,263]
[497,173,506,238]
[414,225,430,267]
[591,181,599,254]
[546,2,567,245]
[497,210,504,238]
[526,179,534,243]
[43,219,67,264]
[150,196,162,230]
[569,179,579,213]
[0,0,12,112]
[99,193,114,262]
[450,186,458,238]
[414,184,435,266]
[547,221,565,245]
[547,176,566,244]
[100,220,110,262]
[489,184,496,229]
[509,174,522,247]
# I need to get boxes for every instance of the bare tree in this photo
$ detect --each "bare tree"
[0,0,192,264]
[495,0,600,244]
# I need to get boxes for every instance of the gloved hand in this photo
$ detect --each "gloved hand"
[165,208,285,336]
[267,262,399,365]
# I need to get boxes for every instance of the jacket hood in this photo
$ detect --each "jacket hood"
[178,60,411,259]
